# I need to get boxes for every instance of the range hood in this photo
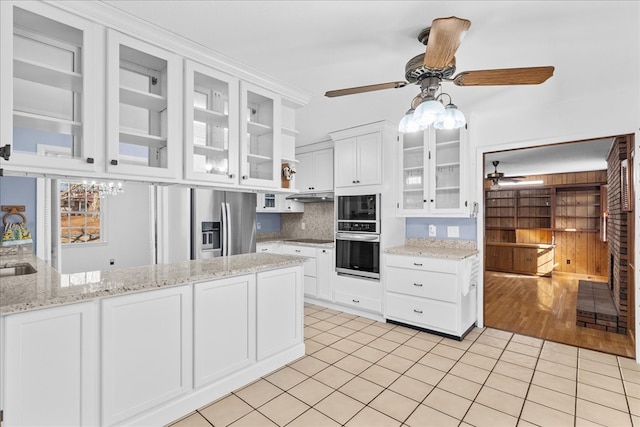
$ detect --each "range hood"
[285,192,334,203]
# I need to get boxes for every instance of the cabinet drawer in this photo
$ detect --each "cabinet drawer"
[280,244,317,258]
[385,292,457,334]
[386,255,457,274]
[386,267,457,302]
[335,291,381,313]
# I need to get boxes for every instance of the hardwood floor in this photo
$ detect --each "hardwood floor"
[484,271,635,358]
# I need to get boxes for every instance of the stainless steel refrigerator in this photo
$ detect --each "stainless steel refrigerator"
[191,188,256,259]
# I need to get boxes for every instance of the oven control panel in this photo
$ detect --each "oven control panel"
[337,221,378,233]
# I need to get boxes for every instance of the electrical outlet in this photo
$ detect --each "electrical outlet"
[567,259,571,264]
[428,224,436,237]
[447,226,460,238]
[301,222,306,230]
[110,259,115,265]
[257,222,261,230]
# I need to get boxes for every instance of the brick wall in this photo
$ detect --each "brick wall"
[607,137,628,334]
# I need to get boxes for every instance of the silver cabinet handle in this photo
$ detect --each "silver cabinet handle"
[352,299,360,303]
[413,283,423,287]
[295,249,301,253]
[413,263,423,266]
[413,309,423,314]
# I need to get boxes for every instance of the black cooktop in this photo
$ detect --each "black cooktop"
[286,238,334,244]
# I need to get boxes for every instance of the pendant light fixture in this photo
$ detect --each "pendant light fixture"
[398,77,465,133]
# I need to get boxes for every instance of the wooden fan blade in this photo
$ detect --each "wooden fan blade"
[324,81,408,97]
[453,66,555,86]
[423,16,471,69]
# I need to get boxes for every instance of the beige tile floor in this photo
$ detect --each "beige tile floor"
[169,303,640,427]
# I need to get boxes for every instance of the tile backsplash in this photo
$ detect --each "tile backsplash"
[259,202,334,240]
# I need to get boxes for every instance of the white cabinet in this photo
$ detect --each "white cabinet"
[184,60,239,184]
[384,254,478,339]
[296,148,334,192]
[256,241,281,253]
[316,248,334,301]
[279,244,318,296]
[0,2,99,174]
[333,273,383,314]
[334,132,382,188]
[257,193,304,213]
[256,266,303,360]
[2,302,98,427]
[240,82,280,188]
[106,30,182,179]
[194,275,255,387]
[398,126,469,216]
[101,285,192,426]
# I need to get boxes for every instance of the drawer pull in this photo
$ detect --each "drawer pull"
[413,309,423,314]
[295,249,301,253]
[352,299,360,303]
[261,248,268,251]
[413,263,423,266]
[413,283,423,287]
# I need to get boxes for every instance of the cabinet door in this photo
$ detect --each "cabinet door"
[429,127,465,214]
[398,130,428,214]
[495,246,514,271]
[334,137,358,187]
[3,302,98,427]
[240,82,281,188]
[101,285,192,426]
[316,248,334,301]
[513,247,538,274]
[106,30,182,179]
[313,148,335,191]
[295,151,315,191]
[184,60,239,184]
[194,275,255,387]
[256,266,303,359]
[1,2,98,174]
[356,132,383,186]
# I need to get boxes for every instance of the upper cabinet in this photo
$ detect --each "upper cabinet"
[0,1,309,186]
[295,147,333,192]
[184,60,239,184]
[398,126,469,216]
[106,30,182,179]
[239,82,281,188]
[333,132,382,188]
[0,2,98,173]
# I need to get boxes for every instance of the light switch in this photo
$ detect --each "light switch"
[428,224,436,237]
[447,226,460,238]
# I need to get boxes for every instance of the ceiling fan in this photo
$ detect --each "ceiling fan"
[486,161,525,186]
[324,16,555,101]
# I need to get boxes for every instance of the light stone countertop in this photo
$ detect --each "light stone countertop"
[257,238,335,248]
[385,238,478,260]
[0,250,305,315]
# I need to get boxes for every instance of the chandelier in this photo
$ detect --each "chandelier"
[398,77,466,133]
[82,180,124,198]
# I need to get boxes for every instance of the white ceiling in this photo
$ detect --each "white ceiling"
[100,1,637,177]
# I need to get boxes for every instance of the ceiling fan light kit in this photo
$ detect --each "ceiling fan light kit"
[324,15,554,134]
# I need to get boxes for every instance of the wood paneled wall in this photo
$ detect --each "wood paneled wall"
[553,231,608,276]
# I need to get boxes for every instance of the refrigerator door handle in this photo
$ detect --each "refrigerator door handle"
[224,202,231,257]
[221,202,228,257]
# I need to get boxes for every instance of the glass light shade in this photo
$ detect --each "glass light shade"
[414,98,446,126]
[398,109,425,133]
[433,103,466,130]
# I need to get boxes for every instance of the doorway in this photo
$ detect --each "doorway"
[481,137,636,358]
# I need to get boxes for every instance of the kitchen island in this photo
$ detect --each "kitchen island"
[0,247,306,426]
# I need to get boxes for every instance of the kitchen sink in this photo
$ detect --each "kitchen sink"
[0,262,37,277]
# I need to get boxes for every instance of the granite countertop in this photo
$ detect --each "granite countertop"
[385,238,478,260]
[0,250,305,315]
[257,237,335,248]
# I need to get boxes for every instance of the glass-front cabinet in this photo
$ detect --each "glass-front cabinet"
[398,126,467,216]
[106,30,181,179]
[0,2,97,174]
[240,82,281,188]
[184,60,239,184]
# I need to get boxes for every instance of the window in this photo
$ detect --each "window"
[59,182,102,243]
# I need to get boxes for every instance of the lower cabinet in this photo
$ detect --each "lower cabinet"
[0,265,304,427]
[333,273,383,314]
[2,302,98,427]
[316,248,334,301]
[257,267,303,360]
[101,285,192,426]
[194,275,255,387]
[278,244,317,296]
[486,243,554,276]
[384,254,479,339]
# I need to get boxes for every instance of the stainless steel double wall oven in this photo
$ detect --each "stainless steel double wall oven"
[335,194,381,280]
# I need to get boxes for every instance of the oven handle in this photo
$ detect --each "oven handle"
[336,233,380,242]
